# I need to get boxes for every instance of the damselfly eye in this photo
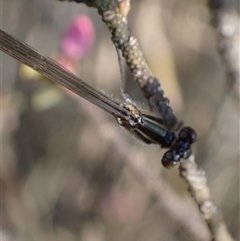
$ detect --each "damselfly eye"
[161,150,180,169]
[179,127,197,144]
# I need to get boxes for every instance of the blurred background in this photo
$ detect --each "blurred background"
[1,0,239,240]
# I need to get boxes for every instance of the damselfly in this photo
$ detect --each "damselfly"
[0,29,197,168]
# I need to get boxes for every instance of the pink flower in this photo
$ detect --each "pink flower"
[60,15,95,60]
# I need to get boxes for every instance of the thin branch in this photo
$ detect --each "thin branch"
[207,0,240,98]
[180,156,235,241]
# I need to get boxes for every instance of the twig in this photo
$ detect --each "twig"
[207,0,240,98]
[180,156,235,241]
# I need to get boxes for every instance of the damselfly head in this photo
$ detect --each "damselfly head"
[161,127,197,168]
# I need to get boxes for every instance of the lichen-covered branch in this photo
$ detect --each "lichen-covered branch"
[54,0,179,129]
[208,0,240,97]
[180,156,235,241]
